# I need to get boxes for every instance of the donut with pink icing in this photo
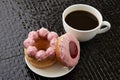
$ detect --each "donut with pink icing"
[23,28,80,68]
[56,33,80,67]
[23,27,58,61]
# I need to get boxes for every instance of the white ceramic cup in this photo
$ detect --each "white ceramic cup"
[62,4,111,42]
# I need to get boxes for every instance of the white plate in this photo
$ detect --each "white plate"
[25,57,75,78]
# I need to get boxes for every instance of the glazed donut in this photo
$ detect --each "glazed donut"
[56,33,80,67]
[23,27,58,68]
[24,49,56,68]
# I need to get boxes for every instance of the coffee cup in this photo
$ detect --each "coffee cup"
[62,4,111,42]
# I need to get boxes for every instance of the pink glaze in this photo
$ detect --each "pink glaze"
[50,38,57,49]
[28,31,39,40]
[38,27,49,37]
[46,47,55,57]
[23,27,58,61]
[35,50,46,61]
[23,38,35,48]
[47,32,58,41]
[35,47,55,61]
[27,46,38,56]
[58,33,80,67]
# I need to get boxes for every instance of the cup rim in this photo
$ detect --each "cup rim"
[62,4,103,32]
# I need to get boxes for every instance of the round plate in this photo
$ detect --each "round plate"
[25,57,75,78]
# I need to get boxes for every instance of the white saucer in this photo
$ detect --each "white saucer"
[25,57,75,78]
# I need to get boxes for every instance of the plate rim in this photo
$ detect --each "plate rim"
[25,57,75,78]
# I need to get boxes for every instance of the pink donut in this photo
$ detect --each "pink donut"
[56,33,80,67]
[23,27,58,61]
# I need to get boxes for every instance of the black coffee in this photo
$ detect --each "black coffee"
[65,10,99,30]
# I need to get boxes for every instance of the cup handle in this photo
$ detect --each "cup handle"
[97,21,111,34]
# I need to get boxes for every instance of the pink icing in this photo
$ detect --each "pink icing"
[35,50,46,61]
[46,47,55,56]
[23,38,35,48]
[58,33,80,67]
[47,32,58,41]
[38,27,49,37]
[23,27,58,61]
[28,31,39,40]
[50,38,57,49]
[35,47,55,61]
[27,46,38,56]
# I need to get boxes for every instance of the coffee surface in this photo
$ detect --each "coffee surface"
[65,10,99,30]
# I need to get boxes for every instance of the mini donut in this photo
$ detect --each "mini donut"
[56,33,80,67]
[23,27,58,68]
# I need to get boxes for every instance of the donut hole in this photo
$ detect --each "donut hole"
[69,41,78,58]
[34,37,50,51]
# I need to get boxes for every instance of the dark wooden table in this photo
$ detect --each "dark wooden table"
[0,0,120,80]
